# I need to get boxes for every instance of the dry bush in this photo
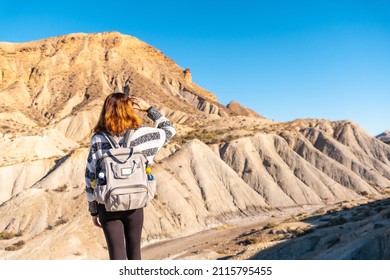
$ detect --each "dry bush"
[54,185,68,192]
[5,240,25,251]
[293,226,314,237]
[0,231,22,240]
[55,218,68,226]
[263,222,279,230]
[238,237,263,246]
[318,215,347,228]
[217,249,232,255]
[0,231,16,240]
[327,237,341,248]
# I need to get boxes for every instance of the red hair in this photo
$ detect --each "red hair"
[94,92,141,135]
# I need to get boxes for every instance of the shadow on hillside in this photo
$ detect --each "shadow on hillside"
[249,198,390,260]
[35,154,71,184]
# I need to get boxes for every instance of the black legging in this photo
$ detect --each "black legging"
[97,204,144,260]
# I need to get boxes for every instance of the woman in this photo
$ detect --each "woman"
[85,92,176,260]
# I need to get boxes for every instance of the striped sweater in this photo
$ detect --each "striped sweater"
[85,107,176,215]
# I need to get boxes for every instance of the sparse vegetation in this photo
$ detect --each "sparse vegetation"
[217,249,232,255]
[238,237,263,246]
[318,215,347,228]
[283,216,297,223]
[267,225,315,241]
[381,211,390,219]
[5,240,25,251]
[327,237,341,248]
[55,218,68,226]
[350,206,373,221]
[182,129,219,144]
[0,231,15,240]
[0,125,11,131]
[263,222,279,230]
[328,215,347,226]
[293,226,314,237]
[54,185,68,192]
[216,225,230,231]
[0,230,22,240]
[181,128,247,145]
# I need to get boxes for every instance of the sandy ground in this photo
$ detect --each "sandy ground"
[142,205,322,260]
[142,196,389,260]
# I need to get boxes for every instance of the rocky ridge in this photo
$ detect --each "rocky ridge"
[0,32,389,259]
[377,131,390,145]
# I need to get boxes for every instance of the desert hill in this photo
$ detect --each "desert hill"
[0,32,389,260]
[377,131,390,145]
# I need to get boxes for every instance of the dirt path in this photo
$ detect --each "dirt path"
[142,206,321,260]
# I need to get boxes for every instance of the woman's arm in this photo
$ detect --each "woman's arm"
[85,136,101,217]
[131,96,176,143]
[147,107,176,143]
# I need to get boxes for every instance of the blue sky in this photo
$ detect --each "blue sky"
[0,0,389,136]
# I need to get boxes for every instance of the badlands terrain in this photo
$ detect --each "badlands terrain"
[0,32,389,260]
[377,131,390,145]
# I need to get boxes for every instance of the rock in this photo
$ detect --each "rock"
[226,100,263,118]
[377,131,390,145]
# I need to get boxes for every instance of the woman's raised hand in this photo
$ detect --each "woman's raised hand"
[130,96,151,111]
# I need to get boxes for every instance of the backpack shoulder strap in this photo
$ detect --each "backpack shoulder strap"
[123,129,135,148]
[101,132,120,149]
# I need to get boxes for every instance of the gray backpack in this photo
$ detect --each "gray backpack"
[93,130,156,212]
